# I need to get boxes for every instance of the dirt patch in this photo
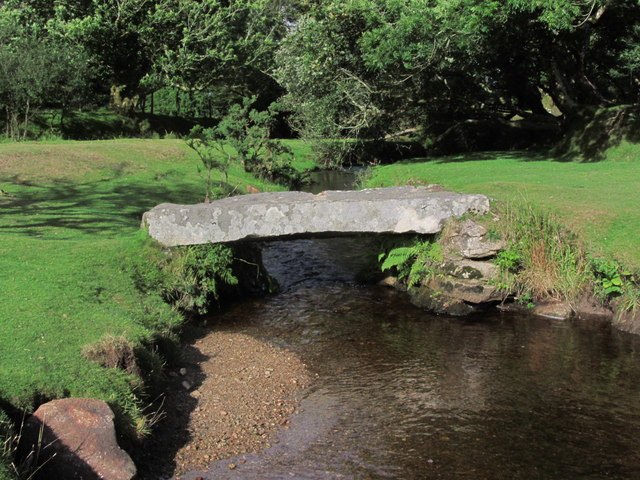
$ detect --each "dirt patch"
[133,326,310,479]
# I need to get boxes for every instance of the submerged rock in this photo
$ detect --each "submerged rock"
[532,301,574,320]
[408,286,477,316]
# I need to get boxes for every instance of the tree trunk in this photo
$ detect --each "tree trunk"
[110,84,139,115]
[22,100,30,140]
[548,59,580,119]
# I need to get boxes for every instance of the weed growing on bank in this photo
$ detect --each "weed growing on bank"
[494,202,591,304]
[128,235,238,316]
[378,238,444,287]
[0,411,14,480]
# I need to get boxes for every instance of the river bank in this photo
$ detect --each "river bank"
[150,277,640,480]
[132,325,310,479]
[2,138,639,478]
[0,138,313,479]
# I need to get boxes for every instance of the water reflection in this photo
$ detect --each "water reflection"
[190,278,640,479]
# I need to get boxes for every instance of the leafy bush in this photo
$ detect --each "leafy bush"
[590,256,640,314]
[186,124,234,201]
[590,257,631,297]
[130,238,238,316]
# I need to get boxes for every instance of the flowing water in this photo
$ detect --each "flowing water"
[185,238,640,480]
[182,173,640,479]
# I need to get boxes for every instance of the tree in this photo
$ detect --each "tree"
[186,97,297,197]
[186,125,235,201]
[0,10,91,140]
[217,97,293,177]
[53,0,160,113]
[275,0,640,155]
[150,0,293,110]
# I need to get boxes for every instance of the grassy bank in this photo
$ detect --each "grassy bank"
[363,141,640,270]
[0,138,311,475]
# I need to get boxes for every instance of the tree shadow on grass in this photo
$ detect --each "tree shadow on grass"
[0,177,214,239]
[552,106,640,163]
[395,150,546,165]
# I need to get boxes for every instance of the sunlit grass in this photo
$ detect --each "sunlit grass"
[0,138,301,438]
[364,143,640,269]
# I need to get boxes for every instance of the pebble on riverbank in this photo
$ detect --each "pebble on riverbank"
[133,326,310,478]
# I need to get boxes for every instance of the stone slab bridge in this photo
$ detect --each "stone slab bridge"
[141,186,490,247]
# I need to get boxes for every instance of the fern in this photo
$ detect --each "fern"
[408,261,431,287]
[379,239,443,287]
[380,246,415,272]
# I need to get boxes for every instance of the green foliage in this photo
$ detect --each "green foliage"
[152,0,288,95]
[131,240,238,316]
[202,97,300,186]
[186,125,234,200]
[495,249,522,273]
[0,25,91,140]
[517,292,535,309]
[588,256,640,314]
[143,87,223,119]
[590,257,633,297]
[379,238,443,288]
[276,0,639,154]
[379,246,414,272]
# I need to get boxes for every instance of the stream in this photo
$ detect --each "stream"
[183,172,640,479]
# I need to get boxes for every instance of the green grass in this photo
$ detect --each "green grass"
[0,138,295,446]
[363,142,640,269]
[282,139,318,172]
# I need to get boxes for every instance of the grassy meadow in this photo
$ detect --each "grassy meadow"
[0,138,315,446]
[363,141,640,270]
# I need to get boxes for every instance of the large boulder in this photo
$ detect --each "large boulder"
[20,398,136,480]
[142,187,491,246]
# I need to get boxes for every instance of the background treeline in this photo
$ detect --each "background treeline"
[0,0,638,151]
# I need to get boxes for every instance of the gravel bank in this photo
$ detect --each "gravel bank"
[134,326,311,479]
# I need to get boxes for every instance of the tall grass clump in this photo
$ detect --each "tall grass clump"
[495,201,591,305]
[0,410,15,480]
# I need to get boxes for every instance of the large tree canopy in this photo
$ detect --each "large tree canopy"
[276,0,640,151]
[0,0,638,145]
[0,4,91,139]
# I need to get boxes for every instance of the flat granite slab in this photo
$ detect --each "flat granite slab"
[141,186,491,246]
